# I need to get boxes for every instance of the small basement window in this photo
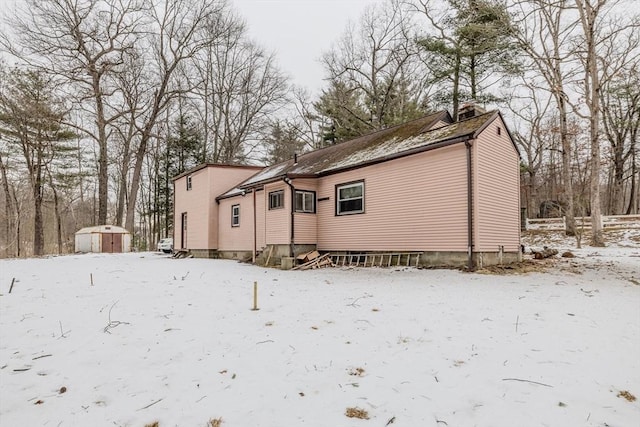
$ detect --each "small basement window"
[336,181,364,215]
[295,190,315,213]
[231,204,240,227]
[186,175,192,191]
[269,190,284,209]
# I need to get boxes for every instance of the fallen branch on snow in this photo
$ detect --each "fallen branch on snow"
[502,378,553,387]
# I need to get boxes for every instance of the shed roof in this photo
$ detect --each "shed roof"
[75,225,130,235]
[238,110,503,189]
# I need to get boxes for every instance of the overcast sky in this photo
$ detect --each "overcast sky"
[232,0,376,95]
[0,0,375,94]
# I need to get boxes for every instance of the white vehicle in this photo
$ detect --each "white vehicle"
[157,238,173,253]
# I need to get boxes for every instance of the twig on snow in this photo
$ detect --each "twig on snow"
[136,398,163,411]
[515,315,519,333]
[502,378,553,387]
[32,354,52,360]
[103,301,130,334]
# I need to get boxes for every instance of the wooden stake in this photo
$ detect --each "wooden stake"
[251,281,259,311]
[9,278,15,293]
[90,273,94,286]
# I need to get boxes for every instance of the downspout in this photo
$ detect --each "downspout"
[284,176,295,257]
[252,189,257,263]
[465,140,475,270]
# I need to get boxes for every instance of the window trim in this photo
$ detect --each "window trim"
[268,190,285,210]
[335,180,365,216]
[231,204,240,227]
[295,190,316,214]
[186,175,192,191]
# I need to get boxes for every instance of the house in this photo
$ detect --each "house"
[173,106,521,268]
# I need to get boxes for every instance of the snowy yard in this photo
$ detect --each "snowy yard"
[1,240,639,426]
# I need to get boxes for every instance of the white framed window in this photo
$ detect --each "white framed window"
[336,181,364,215]
[231,204,240,227]
[269,190,284,209]
[186,175,192,191]
[295,190,315,213]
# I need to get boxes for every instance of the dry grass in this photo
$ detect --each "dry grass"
[348,367,366,376]
[144,422,159,427]
[208,417,223,427]
[345,407,370,419]
[617,390,637,402]
[475,260,552,275]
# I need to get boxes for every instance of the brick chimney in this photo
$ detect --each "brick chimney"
[458,103,486,121]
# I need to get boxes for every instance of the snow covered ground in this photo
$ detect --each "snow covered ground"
[1,235,639,426]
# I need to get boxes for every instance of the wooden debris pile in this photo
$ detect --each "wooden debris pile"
[531,246,559,259]
[292,251,335,270]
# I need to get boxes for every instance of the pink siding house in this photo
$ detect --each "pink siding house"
[172,164,262,258]
[174,106,521,268]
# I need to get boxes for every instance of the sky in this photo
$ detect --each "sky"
[0,0,376,95]
[225,0,376,95]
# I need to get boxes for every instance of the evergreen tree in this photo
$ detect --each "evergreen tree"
[416,0,518,118]
[0,68,75,255]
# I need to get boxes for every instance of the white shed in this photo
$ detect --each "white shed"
[74,225,132,253]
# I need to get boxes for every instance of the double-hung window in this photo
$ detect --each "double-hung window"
[231,204,240,227]
[269,190,284,209]
[295,190,315,213]
[186,175,192,191]
[336,181,364,215]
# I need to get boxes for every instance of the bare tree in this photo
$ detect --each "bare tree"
[1,0,146,226]
[573,0,639,246]
[319,0,428,140]
[124,0,228,232]
[191,8,288,164]
[512,0,580,236]
[601,62,640,214]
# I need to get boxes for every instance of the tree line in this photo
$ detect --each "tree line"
[0,0,638,256]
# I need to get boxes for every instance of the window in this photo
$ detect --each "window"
[186,175,192,191]
[336,181,364,215]
[295,190,315,213]
[269,190,284,209]
[231,204,240,227]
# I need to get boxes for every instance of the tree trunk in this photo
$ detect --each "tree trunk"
[558,95,576,236]
[32,160,44,256]
[0,153,15,257]
[452,52,461,119]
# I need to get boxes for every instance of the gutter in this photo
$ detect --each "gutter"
[465,140,474,270]
[283,176,295,258]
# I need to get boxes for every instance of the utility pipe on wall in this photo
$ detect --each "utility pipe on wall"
[283,176,295,257]
[465,140,475,271]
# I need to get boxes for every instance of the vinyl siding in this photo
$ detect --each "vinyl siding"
[316,144,468,252]
[217,196,254,251]
[473,118,521,252]
[173,165,262,250]
[173,168,212,250]
[292,179,318,244]
[264,182,291,245]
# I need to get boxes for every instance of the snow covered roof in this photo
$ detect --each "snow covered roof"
[239,110,501,189]
[75,225,130,235]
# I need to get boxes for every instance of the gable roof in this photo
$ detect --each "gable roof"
[172,163,263,182]
[239,110,506,189]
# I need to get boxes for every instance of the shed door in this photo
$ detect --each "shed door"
[102,233,123,253]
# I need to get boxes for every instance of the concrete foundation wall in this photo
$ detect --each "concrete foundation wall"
[189,249,219,259]
[190,246,521,269]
